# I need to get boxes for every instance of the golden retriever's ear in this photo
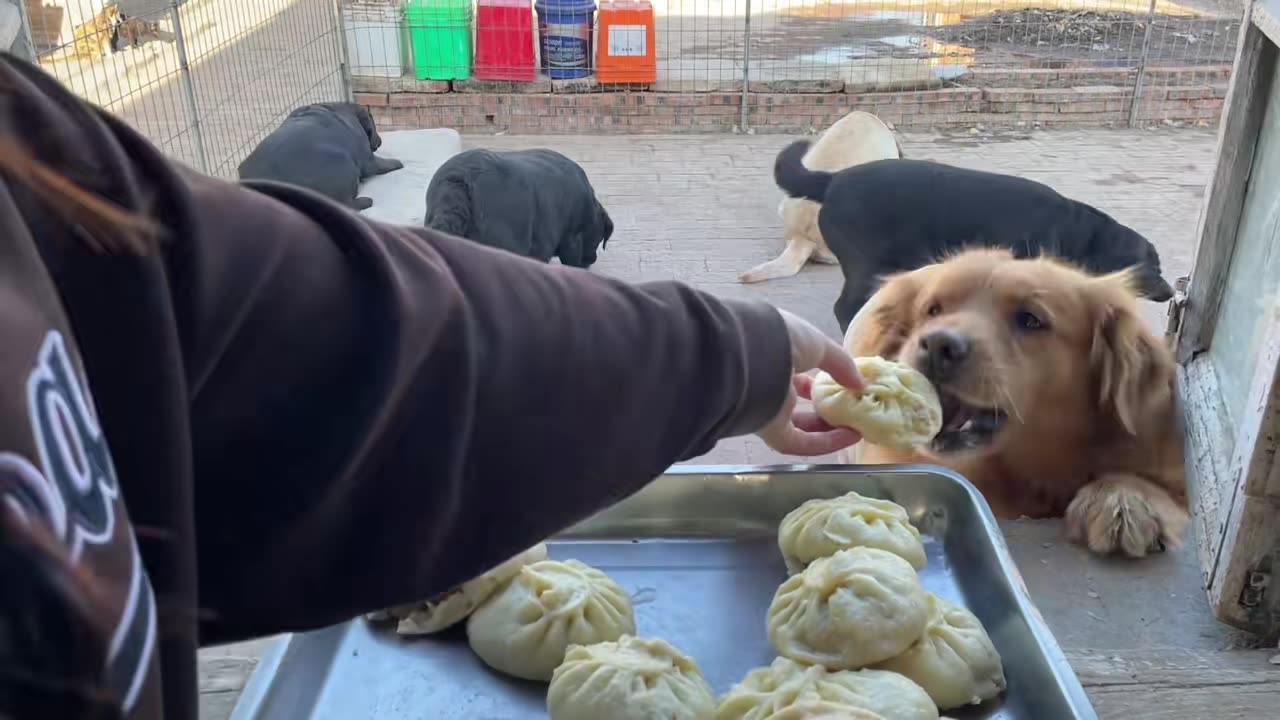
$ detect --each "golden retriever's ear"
[1089,272,1175,435]
[845,271,922,359]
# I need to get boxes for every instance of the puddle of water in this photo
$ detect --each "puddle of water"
[789,31,974,81]
[791,45,876,65]
[879,34,915,48]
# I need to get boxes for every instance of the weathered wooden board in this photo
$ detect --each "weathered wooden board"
[197,646,1280,720]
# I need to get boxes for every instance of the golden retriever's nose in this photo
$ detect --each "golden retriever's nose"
[918,329,971,381]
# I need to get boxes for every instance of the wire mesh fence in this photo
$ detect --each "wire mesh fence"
[10,0,1243,153]
[21,0,348,176]
[340,0,1238,131]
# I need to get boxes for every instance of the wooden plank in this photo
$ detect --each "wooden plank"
[1191,37,1280,635]
[1066,647,1280,720]
[1176,6,1280,638]
[194,646,1280,720]
[198,654,259,720]
[1209,492,1280,633]
[1257,0,1280,48]
[1182,338,1280,634]
[1239,326,1280,500]
[1179,358,1237,587]
[1176,14,1275,364]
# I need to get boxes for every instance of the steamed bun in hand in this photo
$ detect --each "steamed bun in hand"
[547,635,716,720]
[778,491,926,573]
[810,357,942,449]
[767,547,928,670]
[715,657,937,720]
[876,594,1007,709]
[467,559,635,681]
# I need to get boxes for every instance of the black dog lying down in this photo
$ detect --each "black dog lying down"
[238,102,403,210]
[425,148,614,268]
[774,140,1176,332]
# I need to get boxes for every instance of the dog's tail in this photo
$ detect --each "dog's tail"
[424,178,473,237]
[774,140,833,204]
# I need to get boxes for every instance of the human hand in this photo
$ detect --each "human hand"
[755,309,865,456]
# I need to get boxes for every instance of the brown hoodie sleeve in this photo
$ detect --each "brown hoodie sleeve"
[0,55,792,644]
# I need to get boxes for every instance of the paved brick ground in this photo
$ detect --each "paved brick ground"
[470,127,1219,465]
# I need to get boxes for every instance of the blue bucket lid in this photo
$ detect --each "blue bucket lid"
[534,0,596,14]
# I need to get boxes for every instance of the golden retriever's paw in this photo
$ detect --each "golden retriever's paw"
[1066,475,1190,558]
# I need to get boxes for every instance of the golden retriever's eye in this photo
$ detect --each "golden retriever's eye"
[1013,310,1047,332]
[926,303,942,317]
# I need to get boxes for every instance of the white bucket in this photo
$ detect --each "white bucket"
[343,2,409,79]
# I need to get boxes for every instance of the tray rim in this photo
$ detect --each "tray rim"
[230,463,1098,720]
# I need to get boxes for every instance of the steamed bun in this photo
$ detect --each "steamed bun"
[811,358,942,449]
[778,491,926,573]
[716,657,937,720]
[767,547,928,669]
[391,543,548,635]
[547,635,715,720]
[467,559,635,680]
[763,703,885,720]
[876,594,1007,709]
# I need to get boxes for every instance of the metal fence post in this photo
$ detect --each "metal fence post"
[1127,0,1160,127]
[331,0,354,102]
[169,1,208,173]
[739,0,752,133]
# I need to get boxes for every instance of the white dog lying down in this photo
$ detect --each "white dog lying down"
[738,111,902,284]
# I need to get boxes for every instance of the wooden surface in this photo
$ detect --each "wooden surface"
[1066,647,1280,719]
[1256,0,1280,48]
[196,645,1280,719]
[199,654,261,720]
[1172,1,1280,638]
[1178,360,1235,589]
[1176,11,1273,365]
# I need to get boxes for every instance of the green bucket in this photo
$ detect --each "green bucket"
[406,0,474,81]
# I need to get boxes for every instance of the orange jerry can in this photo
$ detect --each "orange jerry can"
[595,0,656,84]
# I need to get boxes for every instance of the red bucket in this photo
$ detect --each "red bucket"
[475,0,537,81]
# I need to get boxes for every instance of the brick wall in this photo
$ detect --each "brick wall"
[355,66,1229,134]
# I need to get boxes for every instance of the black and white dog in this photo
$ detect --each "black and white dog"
[238,102,402,210]
[773,140,1175,331]
[424,148,614,268]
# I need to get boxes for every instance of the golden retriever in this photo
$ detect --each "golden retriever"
[738,111,902,284]
[842,249,1188,558]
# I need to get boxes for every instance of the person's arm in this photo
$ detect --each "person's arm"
[0,54,862,643]
[182,178,797,641]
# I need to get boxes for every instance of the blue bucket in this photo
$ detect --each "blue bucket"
[534,0,596,79]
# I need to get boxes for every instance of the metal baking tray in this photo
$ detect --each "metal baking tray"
[231,465,1096,720]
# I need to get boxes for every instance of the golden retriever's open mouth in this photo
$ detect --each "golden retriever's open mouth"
[932,392,1008,454]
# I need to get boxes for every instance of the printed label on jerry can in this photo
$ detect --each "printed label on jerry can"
[540,22,590,69]
[607,25,646,57]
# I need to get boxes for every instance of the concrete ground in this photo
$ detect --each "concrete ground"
[198,128,1280,718]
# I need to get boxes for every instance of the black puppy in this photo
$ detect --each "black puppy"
[774,140,1175,332]
[238,102,403,210]
[424,148,613,268]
